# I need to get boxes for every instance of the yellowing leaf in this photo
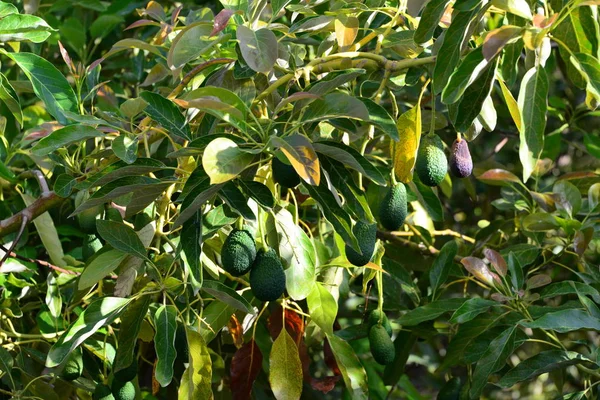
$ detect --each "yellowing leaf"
[178,328,213,400]
[269,329,303,400]
[393,106,421,183]
[202,137,254,184]
[334,16,359,48]
[498,77,522,132]
[272,135,321,186]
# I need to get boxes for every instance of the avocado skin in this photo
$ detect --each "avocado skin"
[61,348,83,381]
[449,138,473,178]
[368,325,395,365]
[92,384,115,400]
[366,310,392,337]
[379,183,407,231]
[345,221,377,266]
[114,361,137,383]
[83,234,103,260]
[112,380,135,400]
[416,135,448,186]
[437,377,462,400]
[249,248,286,301]
[272,157,301,188]
[221,229,257,276]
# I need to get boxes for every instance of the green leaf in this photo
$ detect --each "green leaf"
[112,135,138,164]
[491,0,533,20]
[302,92,369,123]
[498,351,597,388]
[78,249,128,290]
[569,53,600,105]
[507,251,524,290]
[500,244,540,266]
[153,305,178,387]
[273,208,317,301]
[174,182,224,229]
[178,328,213,400]
[414,0,452,44]
[0,347,14,389]
[237,25,278,73]
[46,297,131,367]
[410,178,444,222]
[522,213,559,231]
[202,137,254,184]
[3,52,77,125]
[383,331,418,385]
[326,334,369,399]
[0,72,22,126]
[0,14,54,43]
[433,8,482,94]
[398,298,467,326]
[450,298,496,324]
[429,240,458,299]
[54,174,75,197]
[271,134,321,186]
[114,295,151,372]
[0,2,17,18]
[140,91,191,140]
[200,301,234,343]
[358,97,400,141]
[584,134,600,159]
[442,47,490,104]
[32,124,103,156]
[202,280,254,313]
[219,181,255,220]
[96,220,149,260]
[518,66,548,182]
[81,158,166,188]
[238,180,275,208]
[167,22,215,70]
[181,211,203,291]
[554,180,582,217]
[307,282,337,335]
[470,325,518,398]
[313,141,386,186]
[269,328,303,400]
[521,309,600,333]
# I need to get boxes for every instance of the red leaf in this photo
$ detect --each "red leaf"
[211,9,235,37]
[323,338,341,376]
[311,376,340,393]
[231,340,263,400]
[268,306,304,344]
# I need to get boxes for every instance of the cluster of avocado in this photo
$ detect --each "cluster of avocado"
[415,134,473,187]
[92,361,138,400]
[366,310,395,365]
[221,229,286,302]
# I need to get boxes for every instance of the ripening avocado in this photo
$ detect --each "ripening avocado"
[345,221,377,266]
[416,134,448,187]
[449,138,473,178]
[366,310,392,337]
[368,325,395,365]
[61,348,83,381]
[77,205,103,234]
[379,183,407,231]
[249,248,286,301]
[272,157,301,188]
[112,380,136,400]
[82,234,103,260]
[114,361,137,383]
[437,377,462,400]
[221,229,257,276]
[92,384,115,400]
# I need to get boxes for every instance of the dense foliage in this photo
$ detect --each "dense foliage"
[0,0,599,399]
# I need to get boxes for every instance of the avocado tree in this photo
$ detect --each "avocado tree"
[0,0,599,399]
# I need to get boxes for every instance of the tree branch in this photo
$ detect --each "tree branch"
[0,192,64,239]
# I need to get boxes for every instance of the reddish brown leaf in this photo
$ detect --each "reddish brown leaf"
[228,314,243,348]
[57,41,76,74]
[268,306,304,345]
[461,256,501,286]
[482,25,522,61]
[574,228,594,257]
[476,169,521,186]
[323,338,341,376]
[311,376,340,393]
[211,9,235,37]
[483,248,507,277]
[231,340,263,400]
[152,357,160,395]
[24,122,62,141]
[171,5,182,26]
[124,19,160,30]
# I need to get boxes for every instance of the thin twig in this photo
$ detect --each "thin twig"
[0,243,78,275]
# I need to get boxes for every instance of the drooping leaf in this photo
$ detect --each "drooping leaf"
[114,295,151,372]
[269,329,303,400]
[237,25,278,73]
[358,97,400,141]
[153,304,178,387]
[231,340,263,400]
[178,328,213,400]
[181,211,203,291]
[307,282,337,335]
[314,141,386,186]
[521,309,600,333]
[0,72,22,125]
[238,180,275,208]
[394,106,421,183]
[202,280,254,314]
[219,182,256,220]
[414,0,452,44]
[429,241,458,299]
[326,334,368,399]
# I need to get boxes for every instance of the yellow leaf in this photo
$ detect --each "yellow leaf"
[273,135,321,186]
[335,16,359,48]
[393,106,421,183]
[498,78,522,133]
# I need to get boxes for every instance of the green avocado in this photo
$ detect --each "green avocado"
[92,384,115,400]
[82,234,103,260]
[61,347,83,381]
[249,248,286,301]
[221,229,257,276]
[416,134,448,187]
[366,310,392,337]
[77,205,102,234]
[114,361,137,383]
[379,183,407,231]
[272,157,301,188]
[437,377,462,400]
[368,325,395,365]
[112,380,136,400]
[345,221,377,266]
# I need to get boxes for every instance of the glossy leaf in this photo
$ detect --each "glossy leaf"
[429,240,458,299]
[78,249,127,290]
[168,22,215,69]
[178,328,213,400]
[359,97,400,141]
[31,125,103,156]
[114,295,151,372]
[0,13,54,43]
[97,220,149,260]
[314,141,386,186]
[326,334,369,399]
[153,305,178,387]
[522,309,600,333]
[181,211,203,291]
[271,134,321,186]
[237,25,278,73]
[270,329,303,400]
[140,91,191,140]
[202,280,254,313]
[202,137,254,184]
[307,282,337,335]
[414,0,452,44]
[0,72,22,125]
[450,298,496,324]
[219,182,255,220]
